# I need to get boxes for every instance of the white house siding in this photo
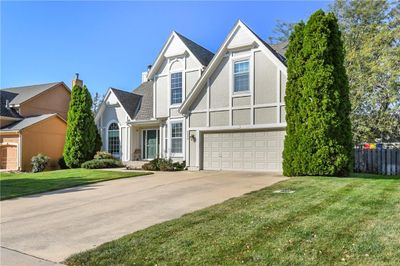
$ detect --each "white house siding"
[152,35,204,162]
[209,57,230,109]
[185,22,287,171]
[97,92,130,160]
[155,76,168,118]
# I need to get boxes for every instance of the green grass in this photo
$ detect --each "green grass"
[0,169,151,200]
[66,174,400,266]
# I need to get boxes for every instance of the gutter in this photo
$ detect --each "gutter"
[127,119,161,125]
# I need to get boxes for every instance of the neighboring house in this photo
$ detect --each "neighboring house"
[96,20,288,172]
[0,82,71,171]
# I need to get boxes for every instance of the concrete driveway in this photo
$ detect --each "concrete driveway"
[0,170,287,265]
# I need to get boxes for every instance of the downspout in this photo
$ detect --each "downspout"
[18,132,22,171]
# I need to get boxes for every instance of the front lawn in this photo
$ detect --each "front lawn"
[66,174,400,265]
[0,169,151,200]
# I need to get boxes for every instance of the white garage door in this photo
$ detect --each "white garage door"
[202,130,285,171]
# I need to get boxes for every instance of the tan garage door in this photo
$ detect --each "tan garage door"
[0,145,18,170]
[202,130,285,171]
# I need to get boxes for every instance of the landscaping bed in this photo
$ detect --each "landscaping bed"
[0,169,151,200]
[66,174,400,265]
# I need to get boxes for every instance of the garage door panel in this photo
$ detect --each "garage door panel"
[243,161,253,169]
[255,162,267,169]
[255,140,267,147]
[255,151,266,159]
[232,152,242,160]
[243,140,255,148]
[202,130,284,171]
[232,141,241,148]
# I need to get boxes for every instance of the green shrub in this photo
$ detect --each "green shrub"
[142,162,157,171]
[159,159,174,171]
[81,159,123,169]
[141,158,185,171]
[58,156,68,169]
[173,161,186,171]
[94,151,115,160]
[31,154,49,173]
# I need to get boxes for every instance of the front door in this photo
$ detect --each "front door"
[144,129,158,159]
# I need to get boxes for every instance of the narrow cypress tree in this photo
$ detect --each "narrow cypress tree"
[282,21,306,176]
[64,84,98,168]
[283,10,352,176]
[302,10,352,176]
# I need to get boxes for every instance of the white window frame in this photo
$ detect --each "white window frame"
[232,59,251,95]
[169,120,184,157]
[106,120,121,159]
[170,71,183,106]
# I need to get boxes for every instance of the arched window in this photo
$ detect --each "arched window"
[108,122,120,156]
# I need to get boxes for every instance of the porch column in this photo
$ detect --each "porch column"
[127,126,131,161]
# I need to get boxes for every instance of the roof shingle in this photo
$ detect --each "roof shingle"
[1,114,59,131]
[110,88,142,120]
[132,81,154,121]
[0,90,23,119]
[175,32,214,67]
[1,82,62,105]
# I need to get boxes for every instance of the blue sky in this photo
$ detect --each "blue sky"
[1,1,330,95]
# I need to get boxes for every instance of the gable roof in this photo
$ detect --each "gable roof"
[1,82,69,106]
[179,20,287,114]
[175,32,214,67]
[0,113,64,131]
[147,31,214,79]
[131,81,154,121]
[0,90,23,119]
[110,88,142,120]
[102,81,154,122]
[246,26,287,65]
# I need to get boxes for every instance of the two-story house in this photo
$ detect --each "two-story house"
[0,82,71,171]
[95,20,288,172]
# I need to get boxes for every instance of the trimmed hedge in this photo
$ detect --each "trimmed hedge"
[94,151,115,160]
[81,159,123,169]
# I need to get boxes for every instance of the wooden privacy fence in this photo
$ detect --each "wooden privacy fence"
[354,148,400,175]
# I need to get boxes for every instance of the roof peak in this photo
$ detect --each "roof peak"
[173,31,214,66]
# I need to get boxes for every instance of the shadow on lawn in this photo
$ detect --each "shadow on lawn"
[0,176,106,200]
[350,173,400,180]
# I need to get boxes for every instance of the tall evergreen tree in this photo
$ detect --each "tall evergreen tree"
[282,21,306,176]
[64,84,99,168]
[283,10,352,176]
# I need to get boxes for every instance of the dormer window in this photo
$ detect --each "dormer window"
[171,72,182,105]
[233,60,250,93]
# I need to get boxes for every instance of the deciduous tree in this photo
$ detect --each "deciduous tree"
[331,0,400,142]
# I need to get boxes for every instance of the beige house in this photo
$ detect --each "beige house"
[96,20,288,172]
[0,82,71,171]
